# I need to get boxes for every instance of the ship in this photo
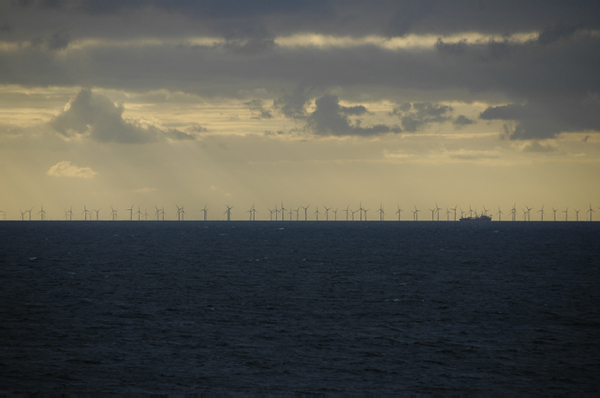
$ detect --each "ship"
[459,214,492,221]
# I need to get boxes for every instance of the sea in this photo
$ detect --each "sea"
[1,221,599,394]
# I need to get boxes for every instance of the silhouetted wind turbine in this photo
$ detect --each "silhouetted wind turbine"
[574,208,580,221]
[38,205,46,221]
[587,203,594,221]
[358,202,364,221]
[19,210,25,221]
[201,205,208,221]
[247,205,254,221]
[127,205,134,221]
[378,204,385,221]
[436,203,442,221]
[363,207,369,221]
[93,209,100,221]
[450,205,458,221]
[445,207,450,221]
[111,206,118,221]
[429,206,436,221]
[135,206,142,221]
[552,207,557,221]
[344,206,350,221]
[295,207,300,221]
[563,207,569,221]
[314,205,320,221]
[155,206,161,221]
[333,207,338,221]
[525,205,533,221]
[413,206,420,221]
[274,204,279,221]
[324,206,331,221]
[280,202,286,221]
[496,206,503,221]
[510,203,517,221]
[176,204,183,221]
[82,205,90,221]
[66,206,73,221]
[538,205,545,221]
[143,209,149,221]
[301,205,310,221]
[224,205,233,221]
[351,208,358,221]
[396,205,403,221]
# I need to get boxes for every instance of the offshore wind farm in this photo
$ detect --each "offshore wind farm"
[1,202,598,222]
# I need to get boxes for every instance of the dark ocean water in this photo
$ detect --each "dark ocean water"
[1,221,599,394]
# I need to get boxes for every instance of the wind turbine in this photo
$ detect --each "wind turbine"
[224,205,233,221]
[280,202,286,221]
[253,205,258,221]
[378,204,385,221]
[563,207,569,221]
[450,205,458,221]
[445,207,450,221]
[93,208,100,221]
[201,205,208,221]
[525,205,533,221]
[19,210,25,221]
[161,207,166,221]
[301,205,310,221]
[429,206,436,221]
[295,207,300,221]
[587,203,594,221]
[111,206,118,221]
[396,205,403,221]
[324,206,331,221]
[574,209,580,221]
[496,206,503,221]
[66,206,73,221]
[412,206,420,221]
[39,205,46,221]
[175,204,183,221]
[127,205,134,221]
[268,208,275,221]
[155,206,161,221]
[274,204,279,221]
[510,203,517,221]
[247,205,254,221]
[351,208,358,221]
[332,207,338,221]
[363,207,369,221]
[180,206,186,221]
[143,209,148,221]
[135,206,142,221]
[82,205,90,221]
[436,203,442,221]
[358,202,364,221]
[314,205,320,221]
[538,205,544,222]
[552,207,557,221]
[344,206,350,221]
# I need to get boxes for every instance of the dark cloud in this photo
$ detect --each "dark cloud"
[453,115,474,128]
[538,24,580,45]
[49,89,194,143]
[391,102,453,132]
[480,95,600,140]
[274,85,314,119]
[307,95,400,136]
[29,29,70,50]
[245,99,273,119]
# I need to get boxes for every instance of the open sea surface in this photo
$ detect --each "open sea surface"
[1,221,599,394]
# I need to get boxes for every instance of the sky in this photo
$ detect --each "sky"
[1,0,599,221]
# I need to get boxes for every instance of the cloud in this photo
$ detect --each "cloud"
[245,99,273,119]
[391,102,455,132]
[49,89,195,143]
[306,95,400,136]
[453,114,475,128]
[480,95,600,140]
[47,161,97,178]
[274,85,314,119]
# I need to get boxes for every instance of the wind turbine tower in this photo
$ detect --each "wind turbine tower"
[378,204,385,221]
[301,205,310,221]
[587,203,594,221]
[324,206,331,221]
[39,205,46,221]
[224,205,233,221]
[396,206,403,221]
